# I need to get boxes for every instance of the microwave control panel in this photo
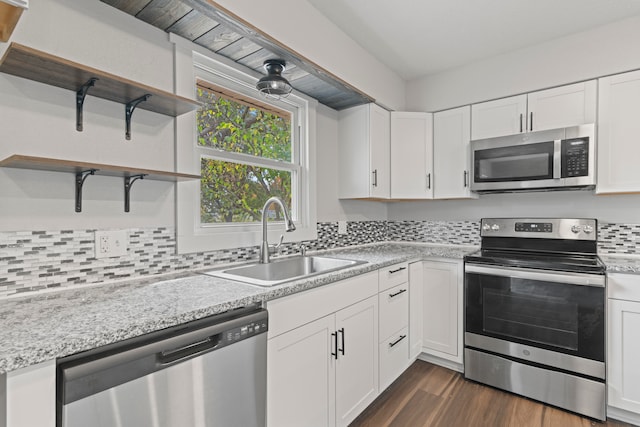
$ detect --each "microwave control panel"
[561,138,589,177]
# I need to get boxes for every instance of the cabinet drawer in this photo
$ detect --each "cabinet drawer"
[379,283,409,341]
[379,327,409,392]
[379,262,409,291]
[608,273,640,302]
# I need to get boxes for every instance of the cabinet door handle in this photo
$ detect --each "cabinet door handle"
[463,170,469,187]
[388,266,406,274]
[331,331,338,359]
[338,328,345,356]
[372,169,378,187]
[426,173,431,189]
[389,334,407,348]
[389,288,407,298]
[519,113,523,133]
[530,112,533,131]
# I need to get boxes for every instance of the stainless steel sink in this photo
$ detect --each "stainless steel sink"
[202,256,367,287]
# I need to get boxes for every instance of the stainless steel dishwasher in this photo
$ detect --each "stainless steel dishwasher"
[56,306,268,427]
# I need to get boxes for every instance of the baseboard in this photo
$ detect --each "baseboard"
[417,352,464,373]
[608,406,640,426]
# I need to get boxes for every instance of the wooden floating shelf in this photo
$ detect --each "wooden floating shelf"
[0,2,24,42]
[0,42,201,116]
[0,155,201,212]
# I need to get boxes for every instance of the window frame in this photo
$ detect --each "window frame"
[172,36,317,254]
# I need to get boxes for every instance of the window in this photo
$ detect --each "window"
[196,82,297,225]
[174,42,317,254]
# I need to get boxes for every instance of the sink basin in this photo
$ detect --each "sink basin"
[202,256,367,287]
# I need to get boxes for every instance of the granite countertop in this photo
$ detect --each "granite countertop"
[600,254,640,274]
[0,242,476,374]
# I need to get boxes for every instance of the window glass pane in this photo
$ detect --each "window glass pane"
[200,158,293,224]
[197,84,292,162]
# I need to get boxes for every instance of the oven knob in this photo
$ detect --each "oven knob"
[571,225,582,234]
[482,224,491,231]
[583,225,594,234]
[491,224,500,231]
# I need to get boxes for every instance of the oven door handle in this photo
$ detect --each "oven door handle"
[464,264,605,287]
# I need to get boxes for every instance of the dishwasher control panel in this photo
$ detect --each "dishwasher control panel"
[223,318,269,345]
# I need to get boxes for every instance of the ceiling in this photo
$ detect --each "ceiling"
[100,0,374,110]
[307,0,640,80]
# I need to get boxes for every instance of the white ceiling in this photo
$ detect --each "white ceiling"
[306,0,640,80]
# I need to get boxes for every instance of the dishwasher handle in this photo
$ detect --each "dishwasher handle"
[157,334,222,365]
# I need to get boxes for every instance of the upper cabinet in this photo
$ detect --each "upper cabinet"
[471,80,597,140]
[338,103,390,199]
[433,106,474,199]
[597,70,640,194]
[390,112,433,199]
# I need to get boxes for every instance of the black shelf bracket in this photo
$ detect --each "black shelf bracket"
[124,174,147,212]
[76,78,98,132]
[125,94,151,140]
[75,169,97,212]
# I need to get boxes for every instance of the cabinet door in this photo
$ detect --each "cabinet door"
[390,112,433,199]
[6,360,56,427]
[608,298,640,413]
[409,261,424,360]
[597,70,640,194]
[422,261,460,360]
[527,80,596,132]
[433,106,473,199]
[369,104,391,199]
[471,95,527,140]
[267,315,336,427]
[335,296,378,427]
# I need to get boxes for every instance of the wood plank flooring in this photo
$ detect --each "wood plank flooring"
[350,360,633,427]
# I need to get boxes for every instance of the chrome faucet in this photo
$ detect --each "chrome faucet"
[260,196,296,263]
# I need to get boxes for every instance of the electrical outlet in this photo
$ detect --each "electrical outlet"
[337,221,348,235]
[95,230,128,259]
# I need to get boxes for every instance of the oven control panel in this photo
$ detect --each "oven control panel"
[481,218,597,240]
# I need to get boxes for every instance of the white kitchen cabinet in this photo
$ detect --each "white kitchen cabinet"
[408,261,423,360]
[338,103,390,199]
[597,70,640,194]
[607,273,640,421]
[471,95,527,140]
[433,106,474,199]
[378,262,410,391]
[4,360,56,427]
[471,80,596,140]
[390,112,434,199]
[266,272,379,427]
[421,260,463,364]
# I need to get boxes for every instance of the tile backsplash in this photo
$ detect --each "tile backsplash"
[0,220,636,297]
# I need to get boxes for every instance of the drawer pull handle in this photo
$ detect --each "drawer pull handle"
[388,267,406,274]
[389,288,407,298]
[389,334,407,348]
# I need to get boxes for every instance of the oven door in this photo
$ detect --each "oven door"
[464,263,605,379]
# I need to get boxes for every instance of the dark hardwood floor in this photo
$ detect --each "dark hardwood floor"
[350,360,633,427]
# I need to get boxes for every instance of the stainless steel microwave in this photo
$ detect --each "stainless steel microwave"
[470,124,595,193]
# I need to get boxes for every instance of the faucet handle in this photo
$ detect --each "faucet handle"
[299,244,307,256]
[269,234,285,255]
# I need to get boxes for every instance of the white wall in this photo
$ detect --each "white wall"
[0,0,176,231]
[316,104,388,221]
[390,14,640,225]
[209,0,406,111]
[406,14,640,112]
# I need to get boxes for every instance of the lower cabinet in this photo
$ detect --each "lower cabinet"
[266,273,379,427]
[378,263,410,391]
[3,360,56,427]
[607,273,640,422]
[421,260,463,365]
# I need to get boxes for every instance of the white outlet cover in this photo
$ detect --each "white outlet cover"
[337,221,348,234]
[95,230,128,258]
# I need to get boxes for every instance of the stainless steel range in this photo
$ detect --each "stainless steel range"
[464,218,606,421]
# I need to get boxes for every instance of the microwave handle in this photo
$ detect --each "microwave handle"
[553,139,562,179]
